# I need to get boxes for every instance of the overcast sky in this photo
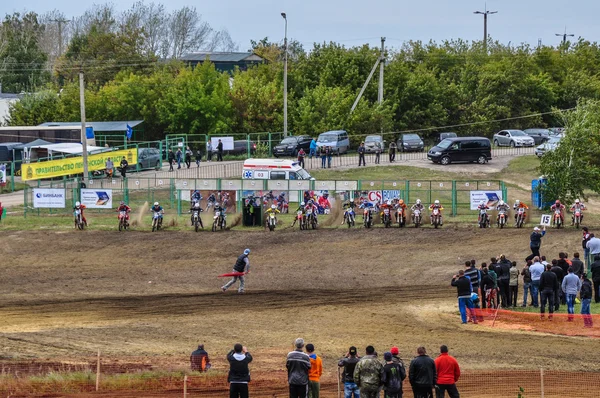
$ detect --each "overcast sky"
[2,0,598,51]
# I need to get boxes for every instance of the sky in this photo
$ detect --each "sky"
[1,0,599,51]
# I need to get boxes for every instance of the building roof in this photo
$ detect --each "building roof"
[180,52,263,63]
[30,143,107,155]
[38,120,143,132]
[0,93,22,100]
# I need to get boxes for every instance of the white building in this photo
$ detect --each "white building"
[0,93,21,124]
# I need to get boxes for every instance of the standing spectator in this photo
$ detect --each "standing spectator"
[221,249,251,293]
[451,270,477,324]
[320,146,327,169]
[557,252,570,276]
[390,346,403,365]
[338,346,361,398]
[526,226,546,262]
[358,142,366,166]
[409,346,436,398]
[207,141,213,161]
[353,345,383,398]
[326,146,332,168]
[540,264,559,320]
[196,148,202,167]
[550,259,565,311]
[581,274,594,327]
[582,227,592,269]
[465,260,481,319]
[381,351,406,398]
[190,344,211,372]
[521,260,533,307]
[562,268,582,321]
[587,234,600,271]
[297,148,306,168]
[434,345,460,398]
[374,143,381,164]
[590,254,600,303]
[105,157,114,178]
[497,255,511,307]
[571,252,584,277]
[481,265,494,309]
[227,343,252,398]
[119,156,128,179]
[168,149,175,171]
[309,137,317,158]
[306,344,322,398]
[508,261,519,308]
[529,257,545,308]
[217,139,224,161]
[389,141,397,162]
[176,148,183,169]
[185,146,193,168]
[484,264,498,309]
[287,338,311,398]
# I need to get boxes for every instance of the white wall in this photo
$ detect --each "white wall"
[0,98,17,124]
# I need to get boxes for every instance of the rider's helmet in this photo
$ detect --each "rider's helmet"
[194,202,200,208]
[399,199,404,205]
[480,200,485,205]
[575,199,580,204]
[308,199,313,205]
[215,202,220,207]
[271,204,277,210]
[515,199,520,205]
[555,199,561,206]
[499,200,504,206]
[120,201,125,206]
[386,200,392,205]
[75,201,81,208]
[300,201,305,206]
[416,199,421,205]
[434,200,440,205]
[154,202,159,206]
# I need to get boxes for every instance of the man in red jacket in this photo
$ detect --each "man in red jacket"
[434,345,460,398]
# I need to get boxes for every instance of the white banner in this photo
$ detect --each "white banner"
[0,163,6,185]
[211,136,234,150]
[33,188,66,208]
[470,190,503,210]
[81,189,113,208]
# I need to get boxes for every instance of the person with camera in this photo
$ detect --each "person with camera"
[227,343,252,398]
[451,270,477,324]
[338,346,361,398]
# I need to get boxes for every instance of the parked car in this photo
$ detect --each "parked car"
[435,132,457,144]
[428,137,491,165]
[523,128,550,145]
[548,127,565,136]
[492,130,535,147]
[273,135,312,157]
[364,135,385,153]
[535,136,561,157]
[397,133,424,152]
[316,130,350,154]
[126,147,162,171]
[212,140,257,156]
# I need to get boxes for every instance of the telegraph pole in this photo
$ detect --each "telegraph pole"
[79,71,89,180]
[50,19,69,56]
[556,27,574,45]
[474,4,497,53]
[378,37,385,104]
[281,12,288,137]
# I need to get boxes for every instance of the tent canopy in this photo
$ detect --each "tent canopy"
[13,139,52,150]
[30,143,107,155]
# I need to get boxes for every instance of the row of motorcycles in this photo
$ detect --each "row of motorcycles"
[342,206,431,229]
[477,208,523,229]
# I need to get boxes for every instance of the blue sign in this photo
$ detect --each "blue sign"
[85,126,94,139]
[243,170,253,179]
[126,124,133,140]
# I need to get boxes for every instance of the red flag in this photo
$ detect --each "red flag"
[218,272,247,278]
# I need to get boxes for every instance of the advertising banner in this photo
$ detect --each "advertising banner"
[470,190,503,210]
[210,137,234,150]
[33,188,66,208]
[81,189,113,209]
[22,149,138,181]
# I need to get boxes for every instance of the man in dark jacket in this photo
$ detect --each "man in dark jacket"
[409,346,436,398]
[119,156,128,179]
[571,253,584,277]
[381,351,406,398]
[451,270,476,324]
[358,142,366,166]
[287,338,311,398]
[550,260,565,311]
[338,346,360,398]
[217,139,224,161]
[591,255,600,303]
[539,264,559,319]
[581,274,594,327]
[168,149,175,171]
[526,226,546,262]
[190,344,211,371]
[222,249,251,293]
[227,343,252,398]
[497,255,511,307]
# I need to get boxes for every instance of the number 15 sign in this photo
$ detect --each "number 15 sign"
[540,214,552,226]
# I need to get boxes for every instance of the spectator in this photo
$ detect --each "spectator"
[207,141,213,162]
[358,142,366,166]
[217,139,224,161]
[227,343,252,398]
[320,146,327,169]
[389,141,397,162]
[287,338,311,398]
[540,264,559,320]
[196,148,202,167]
[486,263,499,309]
[508,261,519,308]
[326,146,332,168]
[190,344,211,372]
[571,252,584,277]
[409,346,436,398]
[582,227,592,269]
[168,149,175,172]
[338,346,360,398]
[521,260,533,307]
[479,263,487,309]
[119,156,128,179]
[590,254,600,303]
[526,226,546,262]
[550,259,565,311]
[586,233,600,263]
[390,346,403,365]
[374,143,381,164]
[497,255,511,307]
[309,138,317,158]
[176,148,183,169]
[451,270,477,324]
[297,148,306,168]
[105,157,114,178]
[529,257,545,308]
[581,274,593,327]
[381,351,406,398]
[353,345,382,398]
[481,265,494,309]
[562,268,582,321]
[464,261,480,299]
[185,146,193,168]
[434,345,460,398]
[557,252,570,276]
[541,255,549,267]
[306,344,322,398]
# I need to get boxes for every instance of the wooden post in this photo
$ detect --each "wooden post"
[540,368,544,398]
[95,350,100,391]
[183,375,188,398]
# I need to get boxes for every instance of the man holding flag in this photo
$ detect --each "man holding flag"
[222,249,251,294]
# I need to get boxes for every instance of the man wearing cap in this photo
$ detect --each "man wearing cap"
[526,226,546,262]
[338,346,361,398]
[381,351,406,398]
[222,249,251,293]
[287,338,311,398]
[390,346,403,366]
[190,344,211,372]
[434,345,460,398]
[354,345,383,398]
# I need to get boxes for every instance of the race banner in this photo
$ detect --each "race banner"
[32,188,66,208]
[470,190,503,210]
[22,149,138,181]
[81,189,113,209]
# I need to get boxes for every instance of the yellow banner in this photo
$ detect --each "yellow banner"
[22,149,138,181]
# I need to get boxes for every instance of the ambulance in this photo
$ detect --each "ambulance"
[242,159,313,180]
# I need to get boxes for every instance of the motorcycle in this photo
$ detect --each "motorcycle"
[478,209,489,228]
[431,208,441,229]
[497,209,507,229]
[363,208,373,228]
[151,211,162,232]
[118,210,129,231]
[74,209,85,230]
[413,209,422,228]
[396,208,405,228]
[192,209,204,232]
[212,210,226,232]
[553,209,562,229]
[382,207,392,228]
[344,208,355,228]
[297,210,305,231]
[267,212,277,231]
[573,209,582,229]
[276,199,289,214]
[515,207,526,228]
[304,207,318,230]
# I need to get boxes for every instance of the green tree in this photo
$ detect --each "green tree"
[6,90,59,125]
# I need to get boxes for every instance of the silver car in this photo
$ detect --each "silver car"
[493,130,535,147]
[364,135,385,153]
[535,136,561,157]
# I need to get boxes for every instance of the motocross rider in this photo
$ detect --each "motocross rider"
[359,199,375,220]
[570,199,586,224]
[206,192,217,211]
[265,204,280,226]
[73,201,88,226]
[318,192,331,213]
[291,201,306,227]
[190,201,203,225]
[117,201,131,224]
[191,190,202,204]
[395,199,407,223]
[429,200,444,225]
[495,200,510,225]
[305,199,319,223]
[513,200,529,222]
[411,199,424,224]
[151,202,164,221]
[341,198,356,224]
[380,200,394,220]
[550,200,566,225]
[477,200,490,225]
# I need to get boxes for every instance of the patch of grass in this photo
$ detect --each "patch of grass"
[311,165,470,181]
[511,300,600,314]
[0,181,29,193]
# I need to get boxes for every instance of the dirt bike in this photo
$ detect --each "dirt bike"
[497,209,507,229]
[118,210,129,231]
[212,210,226,232]
[297,210,305,231]
[151,211,162,232]
[552,209,562,229]
[74,209,85,230]
[192,209,204,232]
[267,212,277,231]
[344,208,355,228]
[431,208,441,229]
[395,208,405,228]
[573,209,582,229]
[363,208,373,228]
[413,209,422,228]
[382,207,392,228]
[515,207,526,228]
[303,208,317,230]
[276,200,289,214]
[478,209,489,228]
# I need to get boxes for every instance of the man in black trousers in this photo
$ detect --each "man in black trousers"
[540,263,559,320]
[227,343,252,398]
[217,139,224,161]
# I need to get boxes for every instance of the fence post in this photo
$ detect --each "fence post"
[540,368,544,398]
[405,181,410,202]
[247,134,251,159]
[268,132,273,157]
[23,187,27,218]
[183,375,187,398]
[10,161,15,192]
[95,350,101,391]
[452,180,457,216]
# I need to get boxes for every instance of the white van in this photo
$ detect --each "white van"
[242,159,313,180]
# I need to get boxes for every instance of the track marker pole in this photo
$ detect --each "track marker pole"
[95,350,100,391]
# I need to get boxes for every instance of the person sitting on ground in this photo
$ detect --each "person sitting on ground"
[190,344,211,372]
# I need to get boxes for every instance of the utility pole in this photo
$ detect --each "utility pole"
[281,12,288,137]
[474,4,497,53]
[378,37,385,104]
[50,19,69,56]
[79,71,89,181]
[556,26,574,45]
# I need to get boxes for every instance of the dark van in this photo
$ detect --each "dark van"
[428,137,491,165]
